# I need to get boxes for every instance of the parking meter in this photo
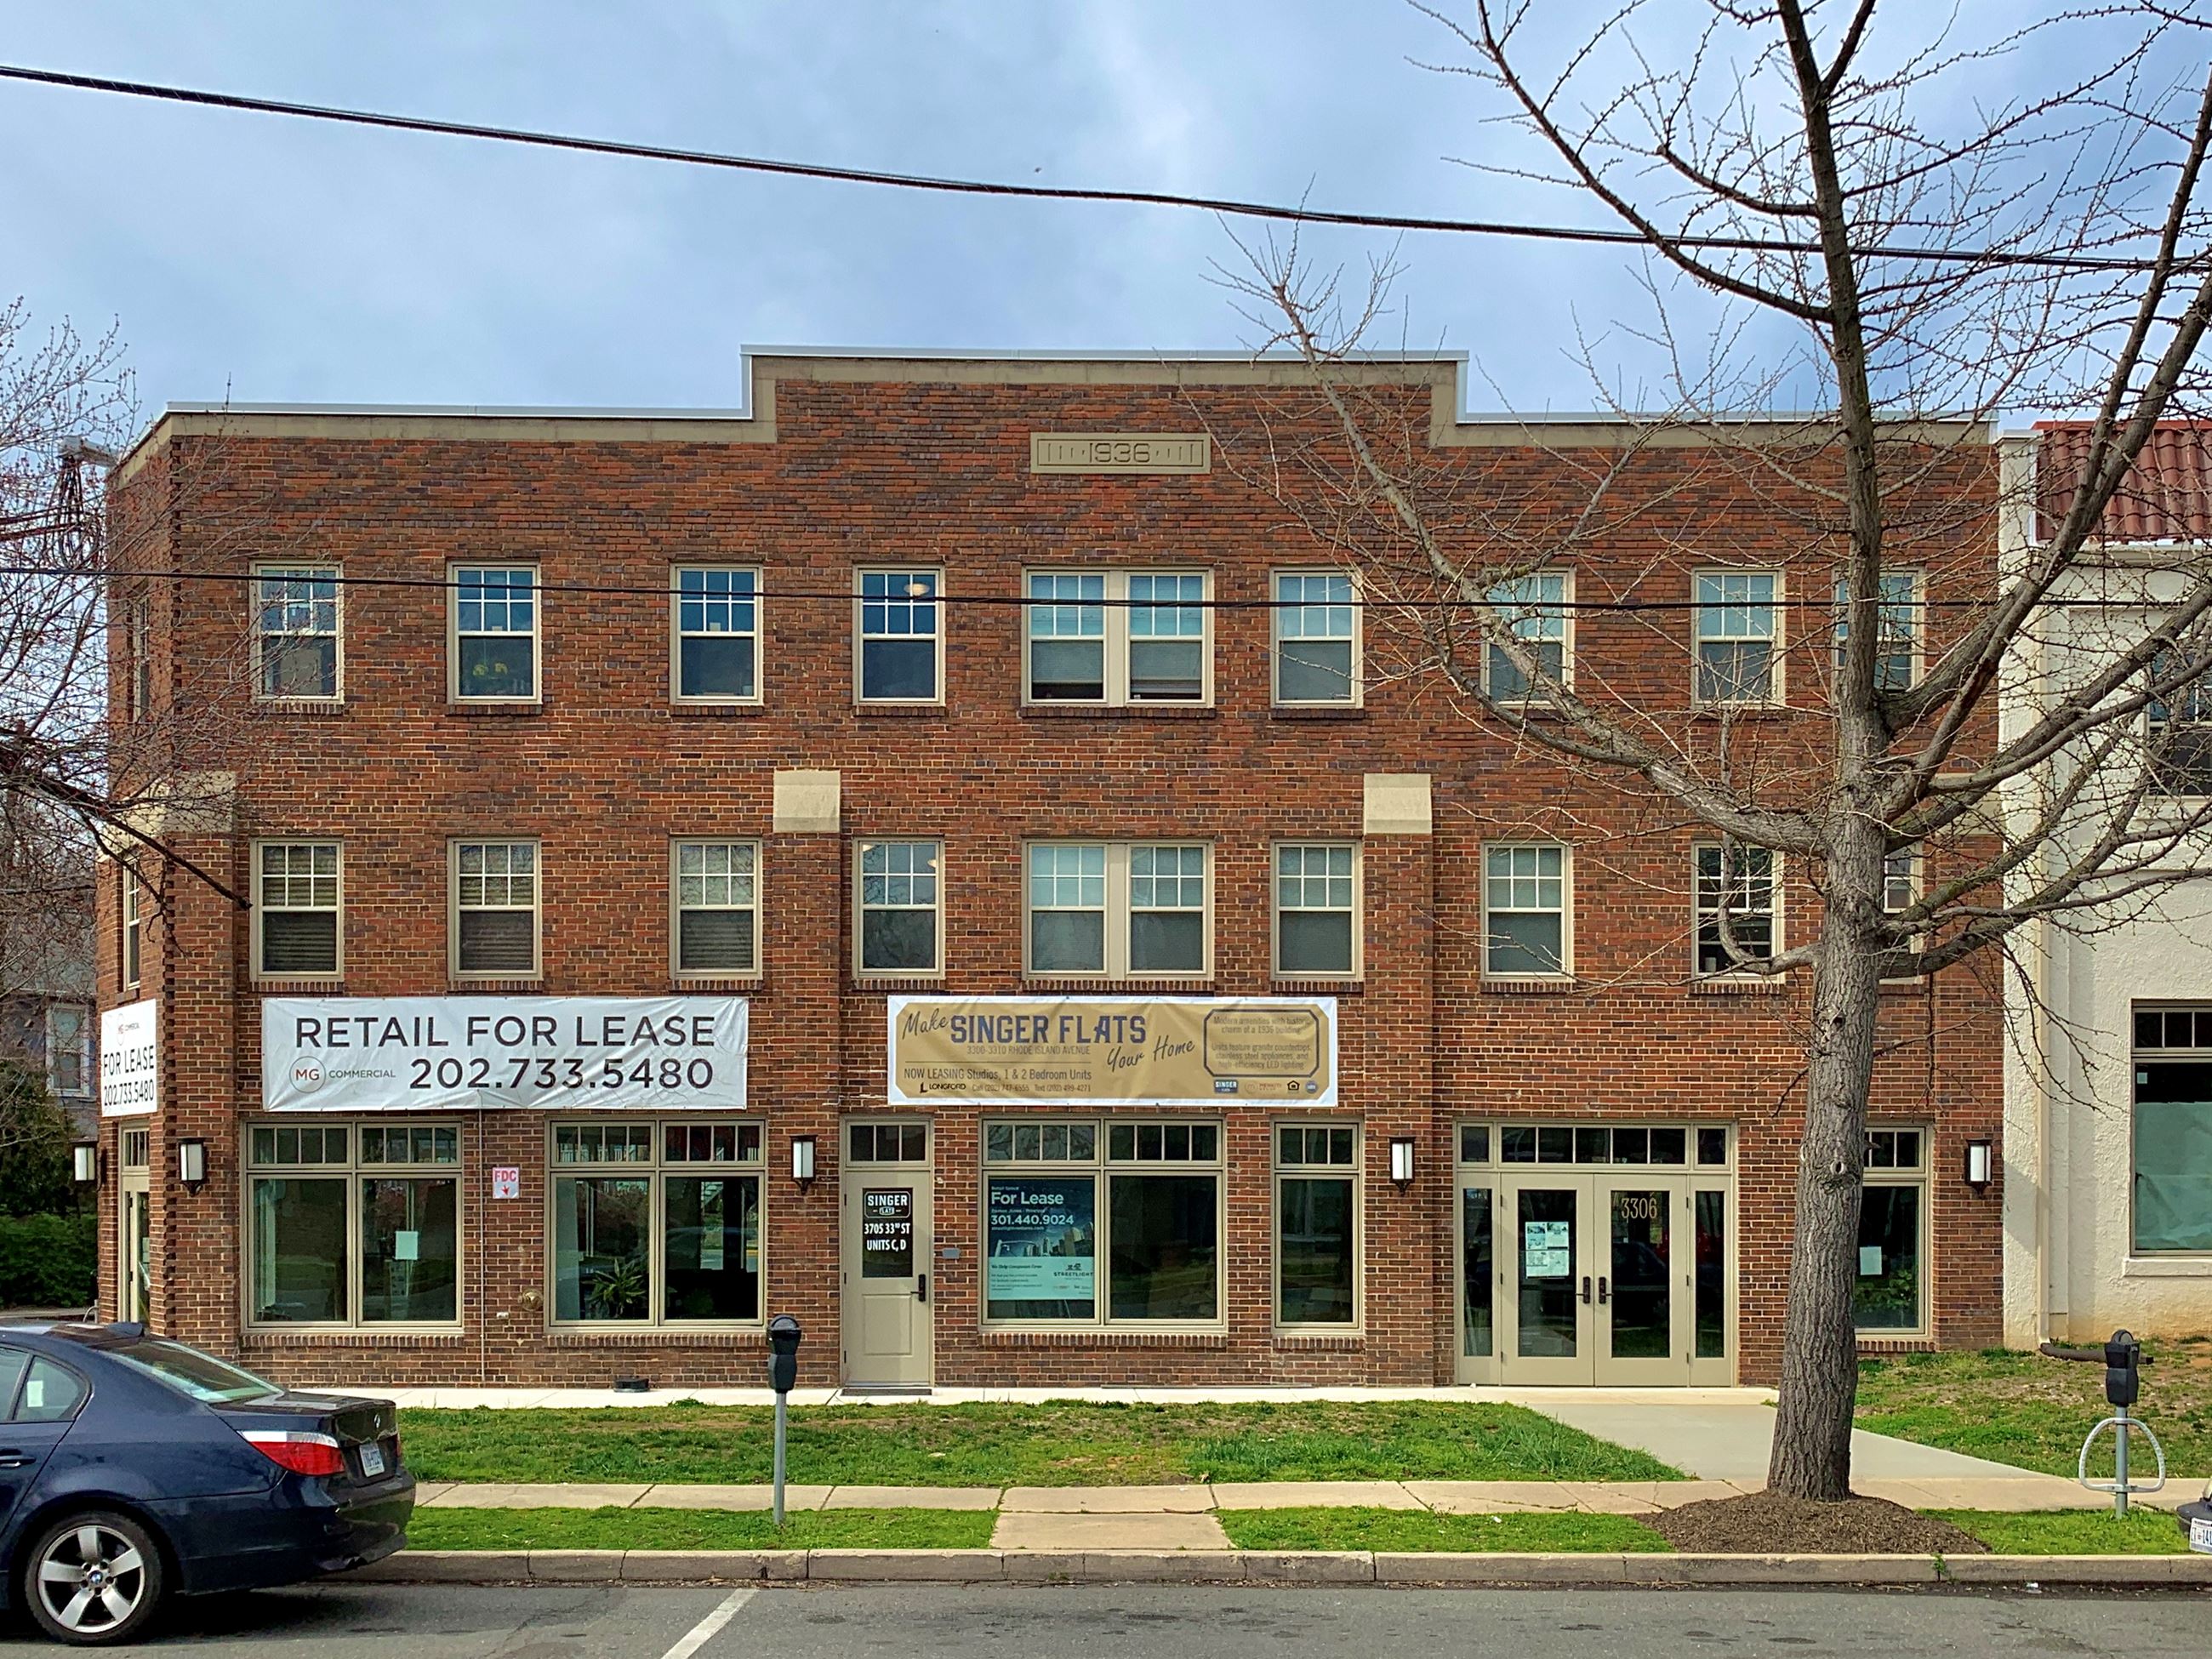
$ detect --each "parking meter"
[767,1315,802,1394]
[2106,1330,2141,1408]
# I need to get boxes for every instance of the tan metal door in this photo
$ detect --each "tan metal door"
[120,1183,150,1324]
[1497,1176,1594,1383]
[1592,1177,1690,1384]
[841,1169,933,1387]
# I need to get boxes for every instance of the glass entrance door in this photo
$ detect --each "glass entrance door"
[1502,1181,1592,1384]
[1593,1181,1687,1383]
[120,1185,150,1323]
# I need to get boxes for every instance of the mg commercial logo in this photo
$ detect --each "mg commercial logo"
[288,1058,326,1093]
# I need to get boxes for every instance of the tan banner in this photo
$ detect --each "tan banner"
[886,995,1336,1107]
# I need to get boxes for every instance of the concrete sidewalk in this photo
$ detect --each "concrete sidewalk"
[371,1383,1782,1410]
[1531,1397,2034,1482]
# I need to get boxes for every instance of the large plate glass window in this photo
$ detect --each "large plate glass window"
[1694,569,1781,705]
[550,1121,764,1325]
[1025,570,1211,705]
[247,1122,460,1328]
[1694,841,1776,977]
[1026,842,1210,979]
[672,567,760,702]
[1485,571,1571,702]
[2132,1007,2212,1252]
[1272,571,1358,704]
[1857,1128,1927,1331]
[1276,1125,1357,1326]
[451,566,538,701]
[673,841,760,977]
[1274,843,1357,977]
[254,566,341,699]
[257,841,341,978]
[855,840,942,976]
[857,569,942,702]
[1483,843,1568,976]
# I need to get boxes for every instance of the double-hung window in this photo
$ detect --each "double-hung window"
[1486,571,1571,702]
[673,841,760,977]
[1276,1125,1358,1327]
[254,567,341,699]
[248,1121,460,1327]
[121,869,142,989]
[2146,649,2212,798]
[1028,842,1208,978]
[1483,843,1569,976]
[1025,570,1210,704]
[855,840,942,977]
[127,595,151,720]
[2131,1006,2212,1253]
[1833,568,1919,692]
[45,1005,89,1098]
[451,566,539,701]
[1694,570,1782,706]
[1274,843,1358,977]
[1693,841,1777,976]
[452,841,539,978]
[983,1119,1221,1325]
[672,567,760,702]
[1273,571,1358,704]
[550,1121,764,1325]
[856,570,942,702]
[1858,1128,1928,1332]
[256,841,341,978]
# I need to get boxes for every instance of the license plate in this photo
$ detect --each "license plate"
[358,1442,386,1479]
[2191,1515,2212,1555]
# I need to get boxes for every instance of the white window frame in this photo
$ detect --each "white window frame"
[2129,1006,2212,1258]
[1694,567,1784,708]
[1271,569,1361,707]
[449,840,542,980]
[121,868,142,989]
[1024,841,1212,981]
[243,1119,465,1332]
[1023,569,1213,708]
[253,563,344,702]
[1858,1126,1931,1337]
[852,839,945,980]
[45,1004,91,1099]
[448,563,541,704]
[1272,842,1362,980]
[1481,841,1573,979]
[253,840,344,981]
[1693,841,1782,978]
[670,566,763,705]
[1484,569,1575,703]
[1833,567,1922,692]
[980,1117,1225,1331]
[670,839,762,980]
[546,1119,767,1329]
[853,568,945,705]
[127,594,151,721]
[1273,1120,1362,1331]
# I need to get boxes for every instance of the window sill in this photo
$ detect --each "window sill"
[2121,1254,2212,1278]
[674,977,762,992]
[1271,704,1365,721]
[545,1327,767,1347]
[669,703,768,719]
[850,977,946,993]
[1272,978,1363,995]
[1480,976,1578,996]
[1691,702,1790,719]
[1272,1331,1364,1349]
[1856,1334,1934,1352]
[447,701,544,717]
[978,1327,1230,1348]
[854,703,949,717]
[1688,974,1786,995]
[1878,977,1929,995]
[253,976,345,992]
[1022,978,1215,994]
[242,1328,470,1345]
[1018,704,1219,720]
[252,698,347,717]
[448,978,542,993]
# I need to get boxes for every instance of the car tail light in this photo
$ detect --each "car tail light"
[241,1430,346,1478]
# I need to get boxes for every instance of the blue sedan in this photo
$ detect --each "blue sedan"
[0,1323,413,1645]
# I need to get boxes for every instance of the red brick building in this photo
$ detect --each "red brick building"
[92,353,2004,1390]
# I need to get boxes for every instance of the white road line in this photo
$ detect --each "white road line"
[659,1586,758,1659]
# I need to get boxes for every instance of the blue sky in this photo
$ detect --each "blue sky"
[0,2,2158,416]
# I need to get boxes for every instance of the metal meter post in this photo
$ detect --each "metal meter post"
[2072,1328,2166,1518]
[767,1315,802,1526]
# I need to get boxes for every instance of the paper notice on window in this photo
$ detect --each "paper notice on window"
[1859,1245,1883,1276]
[1524,1220,1571,1279]
[24,1378,43,1411]
[395,1230,420,1263]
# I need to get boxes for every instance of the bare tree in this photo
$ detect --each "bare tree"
[1219,0,2212,1500]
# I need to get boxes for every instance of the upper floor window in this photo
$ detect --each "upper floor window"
[673,840,760,977]
[452,841,539,978]
[672,567,760,703]
[450,566,538,702]
[1483,843,1569,976]
[2147,649,2212,798]
[1833,568,1919,692]
[1486,572,1571,702]
[1028,841,1209,978]
[254,567,341,699]
[45,1005,89,1098]
[121,869,142,989]
[1026,571,1209,705]
[855,840,942,977]
[1694,570,1782,706]
[1694,841,1777,976]
[256,841,341,978]
[856,570,942,703]
[1273,571,1358,704]
[1274,843,1358,978]
[126,595,152,720]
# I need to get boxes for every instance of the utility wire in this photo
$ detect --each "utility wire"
[0,62,2185,276]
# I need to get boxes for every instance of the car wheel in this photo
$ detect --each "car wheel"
[20,1513,165,1647]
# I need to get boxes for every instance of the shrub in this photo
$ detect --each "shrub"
[0,1212,97,1308]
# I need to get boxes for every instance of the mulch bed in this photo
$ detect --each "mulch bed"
[1647,1491,1989,1555]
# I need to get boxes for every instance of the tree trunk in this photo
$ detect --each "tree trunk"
[1766,818,1886,1501]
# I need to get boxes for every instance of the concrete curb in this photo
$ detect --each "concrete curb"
[350,1548,2212,1588]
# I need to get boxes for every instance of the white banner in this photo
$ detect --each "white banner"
[100,999,159,1118]
[261,996,749,1113]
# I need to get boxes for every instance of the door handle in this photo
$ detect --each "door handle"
[915,1274,928,1305]
[1578,1275,1592,1305]
[1599,1275,1611,1304]
[0,1452,30,1469]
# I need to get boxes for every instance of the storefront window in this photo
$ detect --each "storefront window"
[2133,1008,2212,1252]
[1857,1128,1926,1332]
[248,1120,459,1328]
[1275,1125,1356,1326]
[983,1118,1221,1326]
[549,1121,763,1325]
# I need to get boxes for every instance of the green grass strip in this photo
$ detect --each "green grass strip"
[1935,1508,2196,1556]
[1217,1505,1670,1554]
[406,1506,997,1552]
[401,1400,1679,1485]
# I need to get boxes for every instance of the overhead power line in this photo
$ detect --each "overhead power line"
[0,62,2184,275]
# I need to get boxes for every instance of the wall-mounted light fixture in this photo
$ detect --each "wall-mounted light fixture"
[176,1137,208,1190]
[790,1134,818,1192]
[1964,1137,1994,1191]
[71,1141,99,1184]
[1388,1136,1417,1193]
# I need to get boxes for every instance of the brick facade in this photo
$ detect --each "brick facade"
[94,355,2004,1389]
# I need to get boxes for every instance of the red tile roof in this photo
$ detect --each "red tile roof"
[2038,419,2212,542]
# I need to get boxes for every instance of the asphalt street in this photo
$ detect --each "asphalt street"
[0,1582,2205,1655]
